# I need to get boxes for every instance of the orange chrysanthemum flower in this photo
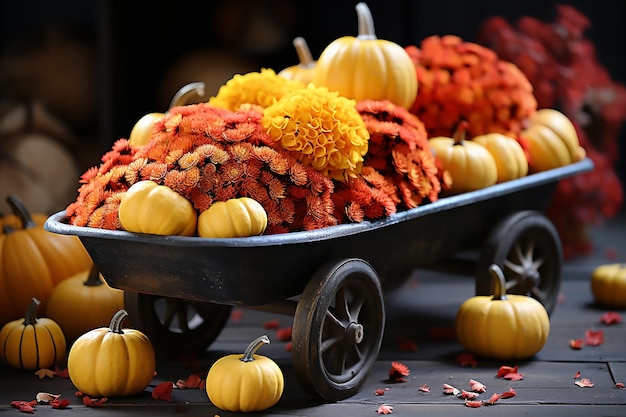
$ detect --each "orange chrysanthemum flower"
[407,35,537,138]
[357,100,441,209]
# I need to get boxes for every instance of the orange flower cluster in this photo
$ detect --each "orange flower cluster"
[66,103,337,234]
[406,35,537,138]
[333,100,441,223]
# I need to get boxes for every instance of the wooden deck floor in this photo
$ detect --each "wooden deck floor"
[2,215,625,416]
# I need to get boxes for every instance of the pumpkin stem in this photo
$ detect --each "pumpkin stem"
[356,2,377,40]
[490,264,508,301]
[23,298,41,326]
[83,264,105,287]
[108,309,128,334]
[293,37,315,68]
[241,335,271,362]
[6,194,35,229]
[452,121,469,146]
[168,82,206,109]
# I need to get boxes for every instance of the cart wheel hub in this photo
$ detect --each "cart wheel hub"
[521,270,540,293]
[346,322,364,344]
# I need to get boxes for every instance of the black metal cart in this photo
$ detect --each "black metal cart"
[45,158,593,401]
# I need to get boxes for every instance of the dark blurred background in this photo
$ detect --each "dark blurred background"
[1,0,624,215]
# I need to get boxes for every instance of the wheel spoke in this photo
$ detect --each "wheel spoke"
[320,335,343,354]
[348,292,365,322]
[161,299,179,328]
[335,286,350,322]
[531,286,547,301]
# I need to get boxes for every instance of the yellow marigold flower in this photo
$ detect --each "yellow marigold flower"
[209,68,306,111]
[262,85,370,181]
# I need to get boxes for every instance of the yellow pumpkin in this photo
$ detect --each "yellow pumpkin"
[455,264,550,360]
[312,2,418,109]
[591,263,626,308]
[428,122,498,193]
[46,265,125,342]
[197,197,267,238]
[522,108,586,173]
[278,37,317,85]
[128,81,206,147]
[0,195,92,324]
[67,309,155,397]
[472,132,529,183]
[206,335,284,412]
[0,298,66,370]
[118,180,197,236]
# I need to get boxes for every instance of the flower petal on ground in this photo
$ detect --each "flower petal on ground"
[575,378,595,388]
[585,329,604,346]
[497,365,518,377]
[377,404,394,414]
[152,381,174,401]
[443,383,460,396]
[599,311,622,325]
[469,379,487,393]
[570,338,584,349]
[500,387,516,398]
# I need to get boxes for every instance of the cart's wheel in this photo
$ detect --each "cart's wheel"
[476,210,563,314]
[292,258,385,401]
[124,292,232,355]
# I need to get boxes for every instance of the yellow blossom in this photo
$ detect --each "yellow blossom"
[209,68,306,111]
[262,85,370,181]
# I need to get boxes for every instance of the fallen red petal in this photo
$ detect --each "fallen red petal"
[82,396,108,406]
[443,383,459,395]
[54,367,69,378]
[465,400,482,408]
[574,371,581,379]
[497,365,518,377]
[502,372,524,381]
[461,389,479,399]
[500,387,516,398]
[419,384,430,393]
[599,311,622,325]
[285,341,293,351]
[377,404,394,414]
[50,398,71,409]
[575,377,595,388]
[483,393,501,405]
[176,374,202,389]
[469,379,486,393]
[276,326,292,341]
[374,388,385,396]
[570,338,584,349]
[263,319,280,329]
[152,381,174,401]
[585,329,604,346]
[616,382,625,389]
[230,309,244,321]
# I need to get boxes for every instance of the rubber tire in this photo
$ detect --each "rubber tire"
[292,258,385,401]
[476,210,563,314]
[124,292,232,355]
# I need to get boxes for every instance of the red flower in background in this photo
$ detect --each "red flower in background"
[477,5,626,258]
